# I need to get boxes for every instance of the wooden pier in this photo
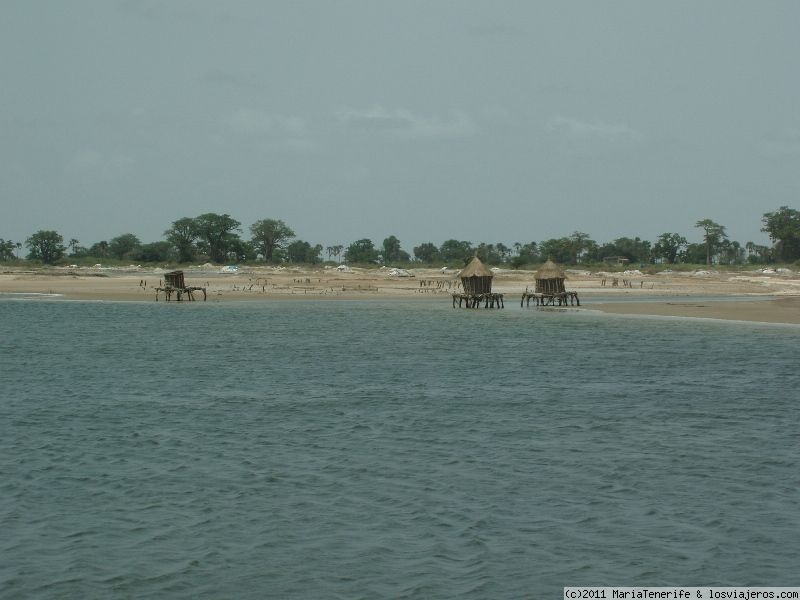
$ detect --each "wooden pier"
[452,292,505,309]
[154,270,207,302]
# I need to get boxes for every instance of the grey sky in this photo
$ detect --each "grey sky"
[2,1,798,253]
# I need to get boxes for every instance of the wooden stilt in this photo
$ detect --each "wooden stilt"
[520,290,580,309]
[153,285,207,302]
[451,292,505,309]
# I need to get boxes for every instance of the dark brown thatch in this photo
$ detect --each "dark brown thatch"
[534,259,565,294]
[458,255,494,294]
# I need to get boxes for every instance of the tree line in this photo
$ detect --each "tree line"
[3,207,800,267]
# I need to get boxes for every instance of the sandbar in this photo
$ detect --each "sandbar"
[1,265,799,324]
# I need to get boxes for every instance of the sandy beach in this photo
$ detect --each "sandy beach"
[2,264,799,324]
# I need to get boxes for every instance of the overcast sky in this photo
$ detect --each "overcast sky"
[2,1,799,252]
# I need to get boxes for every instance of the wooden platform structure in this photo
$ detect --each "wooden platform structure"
[452,254,504,309]
[520,259,580,307]
[155,270,207,302]
[521,289,580,307]
[452,292,505,308]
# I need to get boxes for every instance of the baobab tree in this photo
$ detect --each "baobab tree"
[695,219,727,265]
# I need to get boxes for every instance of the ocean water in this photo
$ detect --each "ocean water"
[1,298,799,599]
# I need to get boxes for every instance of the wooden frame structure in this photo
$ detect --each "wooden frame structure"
[520,259,580,307]
[452,254,504,309]
[155,270,207,302]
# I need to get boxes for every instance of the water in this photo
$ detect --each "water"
[1,299,799,599]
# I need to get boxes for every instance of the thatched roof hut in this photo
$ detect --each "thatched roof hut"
[534,259,566,294]
[458,255,493,295]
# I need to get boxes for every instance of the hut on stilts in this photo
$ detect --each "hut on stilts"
[521,259,579,307]
[452,254,504,309]
[155,270,207,302]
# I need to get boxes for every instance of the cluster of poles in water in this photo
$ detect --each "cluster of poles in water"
[451,290,580,309]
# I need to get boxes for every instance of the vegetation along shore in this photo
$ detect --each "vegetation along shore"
[3,207,800,324]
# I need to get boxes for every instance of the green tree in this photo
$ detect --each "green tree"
[569,231,595,264]
[250,218,295,263]
[67,238,80,256]
[165,217,198,263]
[695,219,727,265]
[135,241,175,263]
[326,245,343,261]
[0,239,17,261]
[761,206,800,262]
[475,243,503,264]
[438,239,473,264]
[26,230,65,264]
[88,240,110,259]
[598,237,651,264]
[344,238,379,263]
[382,235,404,263]
[108,233,142,260]
[495,243,511,263]
[510,242,539,268]
[413,242,440,263]
[226,238,257,262]
[538,237,574,264]
[287,240,323,264]
[653,233,687,264]
[745,241,771,264]
[683,243,707,264]
[194,213,242,263]
[717,239,744,265]
[1,239,15,261]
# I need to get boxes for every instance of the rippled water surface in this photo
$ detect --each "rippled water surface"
[2,299,799,599]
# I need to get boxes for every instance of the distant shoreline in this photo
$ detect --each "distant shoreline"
[1,265,799,324]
